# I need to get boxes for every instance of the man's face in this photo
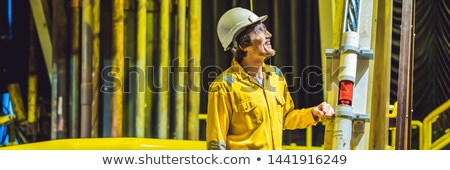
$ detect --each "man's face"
[245,23,276,60]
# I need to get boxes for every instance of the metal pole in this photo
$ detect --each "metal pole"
[122,0,132,138]
[100,0,113,137]
[81,0,93,138]
[111,0,124,137]
[46,0,57,141]
[28,15,39,142]
[272,0,280,65]
[136,0,147,138]
[145,1,154,138]
[174,0,186,140]
[188,0,202,140]
[409,0,416,150]
[69,0,80,138]
[51,65,57,139]
[396,0,415,150]
[187,0,201,140]
[157,0,170,139]
[289,0,298,83]
[91,0,100,138]
[53,0,69,139]
[212,0,219,66]
[369,0,392,150]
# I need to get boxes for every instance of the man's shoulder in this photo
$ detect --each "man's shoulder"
[207,67,238,93]
[212,68,237,86]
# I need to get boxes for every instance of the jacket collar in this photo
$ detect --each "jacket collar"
[230,57,276,88]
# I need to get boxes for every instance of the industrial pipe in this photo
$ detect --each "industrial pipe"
[145,0,155,138]
[136,0,147,138]
[157,0,170,139]
[81,0,93,138]
[396,0,415,150]
[69,0,80,138]
[54,0,69,139]
[188,0,201,140]
[111,0,124,137]
[174,0,186,139]
[28,15,38,142]
[91,0,100,138]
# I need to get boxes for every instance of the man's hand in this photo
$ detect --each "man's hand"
[312,102,335,119]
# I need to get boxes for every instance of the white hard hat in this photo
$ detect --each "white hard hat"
[217,7,267,52]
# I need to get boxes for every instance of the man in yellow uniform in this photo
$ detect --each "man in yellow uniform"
[207,7,335,150]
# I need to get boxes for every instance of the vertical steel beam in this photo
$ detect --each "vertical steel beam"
[369,0,392,150]
[396,0,415,150]
[319,0,337,150]
[174,0,186,140]
[81,0,93,138]
[111,0,124,137]
[69,0,80,138]
[29,0,53,80]
[157,0,170,139]
[136,0,147,138]
[187,0,201,140]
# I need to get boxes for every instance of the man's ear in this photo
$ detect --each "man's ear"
[238,41,252,52]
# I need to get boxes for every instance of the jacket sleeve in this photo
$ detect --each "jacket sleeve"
[206,82,231,150]
[281,80,319,130]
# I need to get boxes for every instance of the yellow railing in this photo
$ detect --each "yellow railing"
[388,100,450,150]
[423,99,450,150]
[387,102,425,150]
[387,120,423,150]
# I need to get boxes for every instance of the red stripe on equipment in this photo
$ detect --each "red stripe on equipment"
[339,80,353,105]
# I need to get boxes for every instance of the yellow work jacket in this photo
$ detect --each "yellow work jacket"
[206,58,319,150]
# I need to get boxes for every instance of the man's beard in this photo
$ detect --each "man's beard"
[259,48,276,57]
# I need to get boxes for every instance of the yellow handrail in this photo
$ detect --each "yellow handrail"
[411,120,423,149]
[387,102,423,150]
[389,127,396,150]
[430,130,450,150]
[423,99,450,150]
